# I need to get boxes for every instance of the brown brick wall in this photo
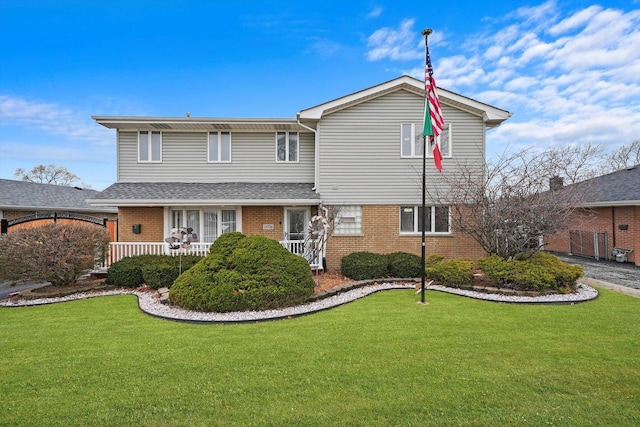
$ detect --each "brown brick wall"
[545,206,639,266]
[241,206,284,240]
[325,205,486,272]
[117,207,165,242]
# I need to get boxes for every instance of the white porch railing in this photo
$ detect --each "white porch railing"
[102,240,324,269]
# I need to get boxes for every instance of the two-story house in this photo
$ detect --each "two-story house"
[89,76,510,270]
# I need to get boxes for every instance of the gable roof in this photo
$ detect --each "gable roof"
[88,182,320,207]
[565,165,640,207]
[0,179,117,213]
[297,75,511,128]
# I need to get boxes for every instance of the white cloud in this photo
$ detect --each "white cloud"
[366,6,383,19]
[0,95,112,145]
[366,18,422,61]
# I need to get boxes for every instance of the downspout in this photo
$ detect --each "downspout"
[296,114,319,193]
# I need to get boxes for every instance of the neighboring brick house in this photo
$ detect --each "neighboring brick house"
[0,179,118,240]
[89,76,511,270]
[544,165,640,266]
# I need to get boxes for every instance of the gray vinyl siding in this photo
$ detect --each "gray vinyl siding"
[317,89,485,205]
[117,131,315,183]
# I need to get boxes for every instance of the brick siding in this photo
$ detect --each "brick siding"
[545,205,639,266]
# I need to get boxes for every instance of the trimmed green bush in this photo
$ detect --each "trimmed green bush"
[427,259,474,287]
[341,251,389,280]
[386,252,423,277]
[106,254,201,289]
[170,234,315,313]
[426,254,445,268]
[477,252,583,292]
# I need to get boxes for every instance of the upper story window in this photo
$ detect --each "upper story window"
[401,123,451,158]
[139,131,162,162]
[400,206,450,234]
[276,132,298,162]
[208,132,231,162]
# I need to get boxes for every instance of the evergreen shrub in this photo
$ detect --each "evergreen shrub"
[386,252,423,277]
[426,259,474,287]
[341,251,389,280]
[106,254,201,289]
[170,234,315,313]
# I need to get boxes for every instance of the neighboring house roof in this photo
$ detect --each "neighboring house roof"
[297,75,512,128]
[0,179,117,213]
[565,165,640,207]
[88,182,320,207]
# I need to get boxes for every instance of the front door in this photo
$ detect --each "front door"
[284,207,308,241]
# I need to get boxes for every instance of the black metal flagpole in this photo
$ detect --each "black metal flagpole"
[419,28,433,305]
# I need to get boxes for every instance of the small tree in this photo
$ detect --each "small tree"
[603,139,640,172]
[302,205,341,268]
[13,164,91,188]
[0,222,110,286]
[431,148,592,260]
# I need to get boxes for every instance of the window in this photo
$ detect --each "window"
[208,132,231,162]
[170,207,238,242]
[401,123,423,157]
[276,132,298,162]
[333,205,362,235]
[139,131,162,162]
[401,123,451,158]
[429,123,451,158]
[400,206,450,233]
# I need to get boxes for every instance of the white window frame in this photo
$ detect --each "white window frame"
[166,207,241,243]
[276,131,299,162]
[400,123,422,158]
[428,123,452,158]
[400,205,451,234]
[401,123,452,158]
[333,205,363,236]
[138,130,162,163]
[208,131,232,163]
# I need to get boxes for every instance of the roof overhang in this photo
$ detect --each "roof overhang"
[88,198,321,207]
[92,116,310,132]
[297,75,511,129]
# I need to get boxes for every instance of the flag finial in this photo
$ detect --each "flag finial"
[421,28,433,37]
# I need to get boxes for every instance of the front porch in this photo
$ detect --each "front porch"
[102,239,324,270]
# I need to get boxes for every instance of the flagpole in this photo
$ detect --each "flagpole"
[419,28,432,305]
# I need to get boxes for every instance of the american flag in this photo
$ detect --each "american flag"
[423,41,444,171]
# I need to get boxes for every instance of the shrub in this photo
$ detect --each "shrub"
[170,234,315,313]
[0,222,110,287]
[341,251,389,280]
[425,254,445,268]
[427,259,474,287]
[477,252,583,292]
[106,254,201,289]
[386,252,423,277]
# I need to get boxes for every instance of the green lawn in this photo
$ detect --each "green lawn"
[1,288,638,426]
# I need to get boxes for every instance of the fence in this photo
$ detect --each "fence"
[569,230,610,261]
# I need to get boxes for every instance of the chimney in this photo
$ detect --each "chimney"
[549,176,564,191]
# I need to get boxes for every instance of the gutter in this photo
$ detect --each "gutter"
[296,114,319,192]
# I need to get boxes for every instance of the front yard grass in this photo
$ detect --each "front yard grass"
[1,288,638,426]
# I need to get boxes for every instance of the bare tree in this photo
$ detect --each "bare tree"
[603,139,640,172]
[431,148,592,260]
[13,164,91,188]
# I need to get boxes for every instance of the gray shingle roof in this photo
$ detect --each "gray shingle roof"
[0,179,117,213]
[89,182,320,205]
[568,165,640,206]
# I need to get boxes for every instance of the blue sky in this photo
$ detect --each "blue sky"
[1,0,639,190]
